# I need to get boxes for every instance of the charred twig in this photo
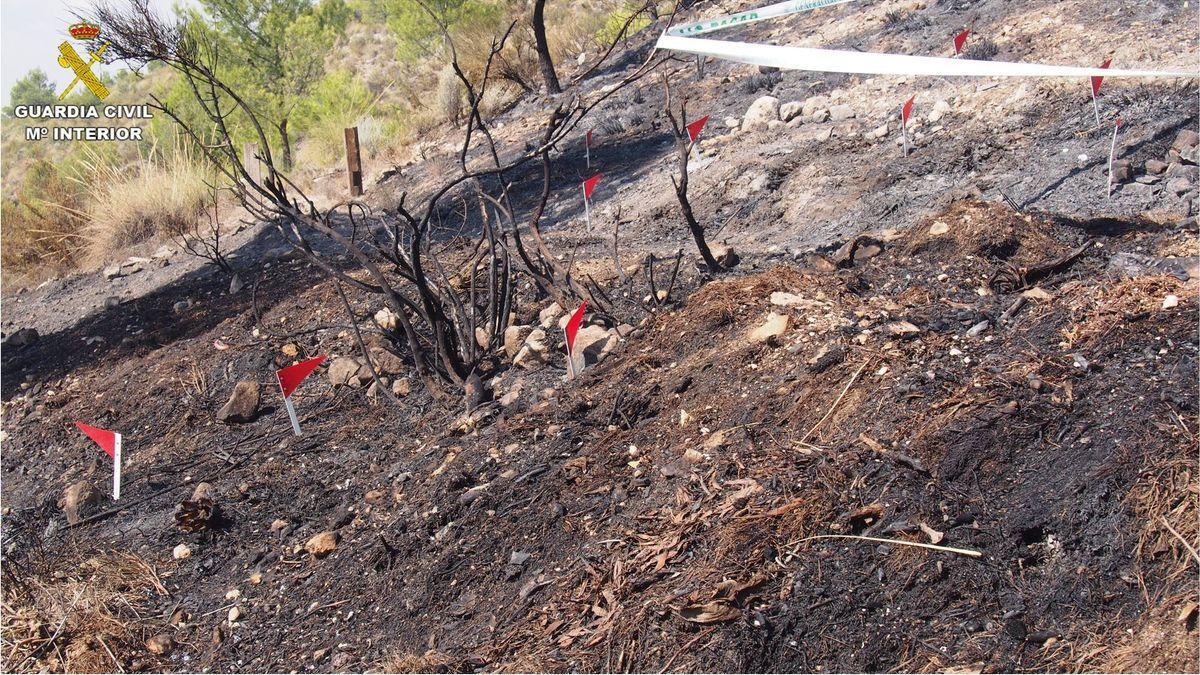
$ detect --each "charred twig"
[989,240,1094,293]
[663,74,725,273]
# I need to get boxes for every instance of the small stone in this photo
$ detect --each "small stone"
[328,357,363,387]
[103,264,123,280]
[928,221,950,236]
[227,606,241,623]
[509,550,530,565]
[281,343,299,357]
[216,381,261,424]
[225,589,241,600]
[374,308,399,332]
[966,320,989,338]
[683,449,705,463]
[4,328,39,348]
[709,244,739,268]
[743,96,781,132]
[779,101,804,122]
[270,519,289,533]
[801,95,829,118]
[1145,159,1168,175]
[828,104,855,122]
[514,329,551,369]
[1022,287,1053,301]
[173,543,192,560]
[538,303,563,328]
[305,531,339,557]
[1172,129,1199,152]
[886,321,921,337]
[392,379,412,397]
[172,299,193,314]
[1163,294,1180,309]
[770,292,805,307]
[60,481,99,525]
[1110,159,1132,183]
[504,325,533,359]
[145,633,173,655]
[749,312,790,344]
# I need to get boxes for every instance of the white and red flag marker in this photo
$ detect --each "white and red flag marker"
[1090,58,1112,126]
[276,354,326,436]
[1108,116,1123,198]
[900,95,915,156]
[582,174,602,230]
[686,115,710,143]
[74,421,122,499]
[564,300,587,379]
[953,29,971,56]
[585,129,593,169]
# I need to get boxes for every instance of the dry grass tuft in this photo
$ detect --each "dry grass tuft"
[374,649,456,673]
[1,551,169,673]
[79,142,212,265]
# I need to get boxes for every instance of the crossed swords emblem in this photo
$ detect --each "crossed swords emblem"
[57,40,110,100]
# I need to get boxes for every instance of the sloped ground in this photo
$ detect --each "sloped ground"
[1,199,1196,673]
[2,0,1198,672]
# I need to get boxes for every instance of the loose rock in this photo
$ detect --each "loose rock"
[3,328,39,348]
[742,95,781,132]
[504,325,533,359]
[328,357,363,387]
[60,481,99,525]
[145,634,174,656]
[216,381,261,424]
[305,531,339,557]
[749,312,790,344]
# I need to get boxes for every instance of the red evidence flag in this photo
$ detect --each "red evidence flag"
[583,174,602,200]
[75,421,118,458]
[901,95,916,126]
[277,355,327,398]
[953,29,971,55]
[1091,58,1112,97]
[686,115,710,143]
[75,421,122,499]
[565,301,587,354]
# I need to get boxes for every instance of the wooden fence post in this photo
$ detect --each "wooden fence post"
[243,142,261,183]
[344,127,363,197]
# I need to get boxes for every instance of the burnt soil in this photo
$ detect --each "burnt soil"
[2,0,1199,672]
[2,200,1197,673]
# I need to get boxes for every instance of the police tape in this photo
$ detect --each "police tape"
[656,33,1196,78]
[666,0,855,37]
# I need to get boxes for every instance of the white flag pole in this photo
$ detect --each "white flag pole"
[584,192,591,230]
[1107,119,1120,198]
[565,328,577,380]
[279,374,302,436]
[1091,87,1101,127]
[901,105,909,157]
[113,433,122,500]
[283,395,302,436]
[585,135,591,169]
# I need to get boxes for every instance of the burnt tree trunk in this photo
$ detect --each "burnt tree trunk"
[278,117,292,168]
[531,0,561,94]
